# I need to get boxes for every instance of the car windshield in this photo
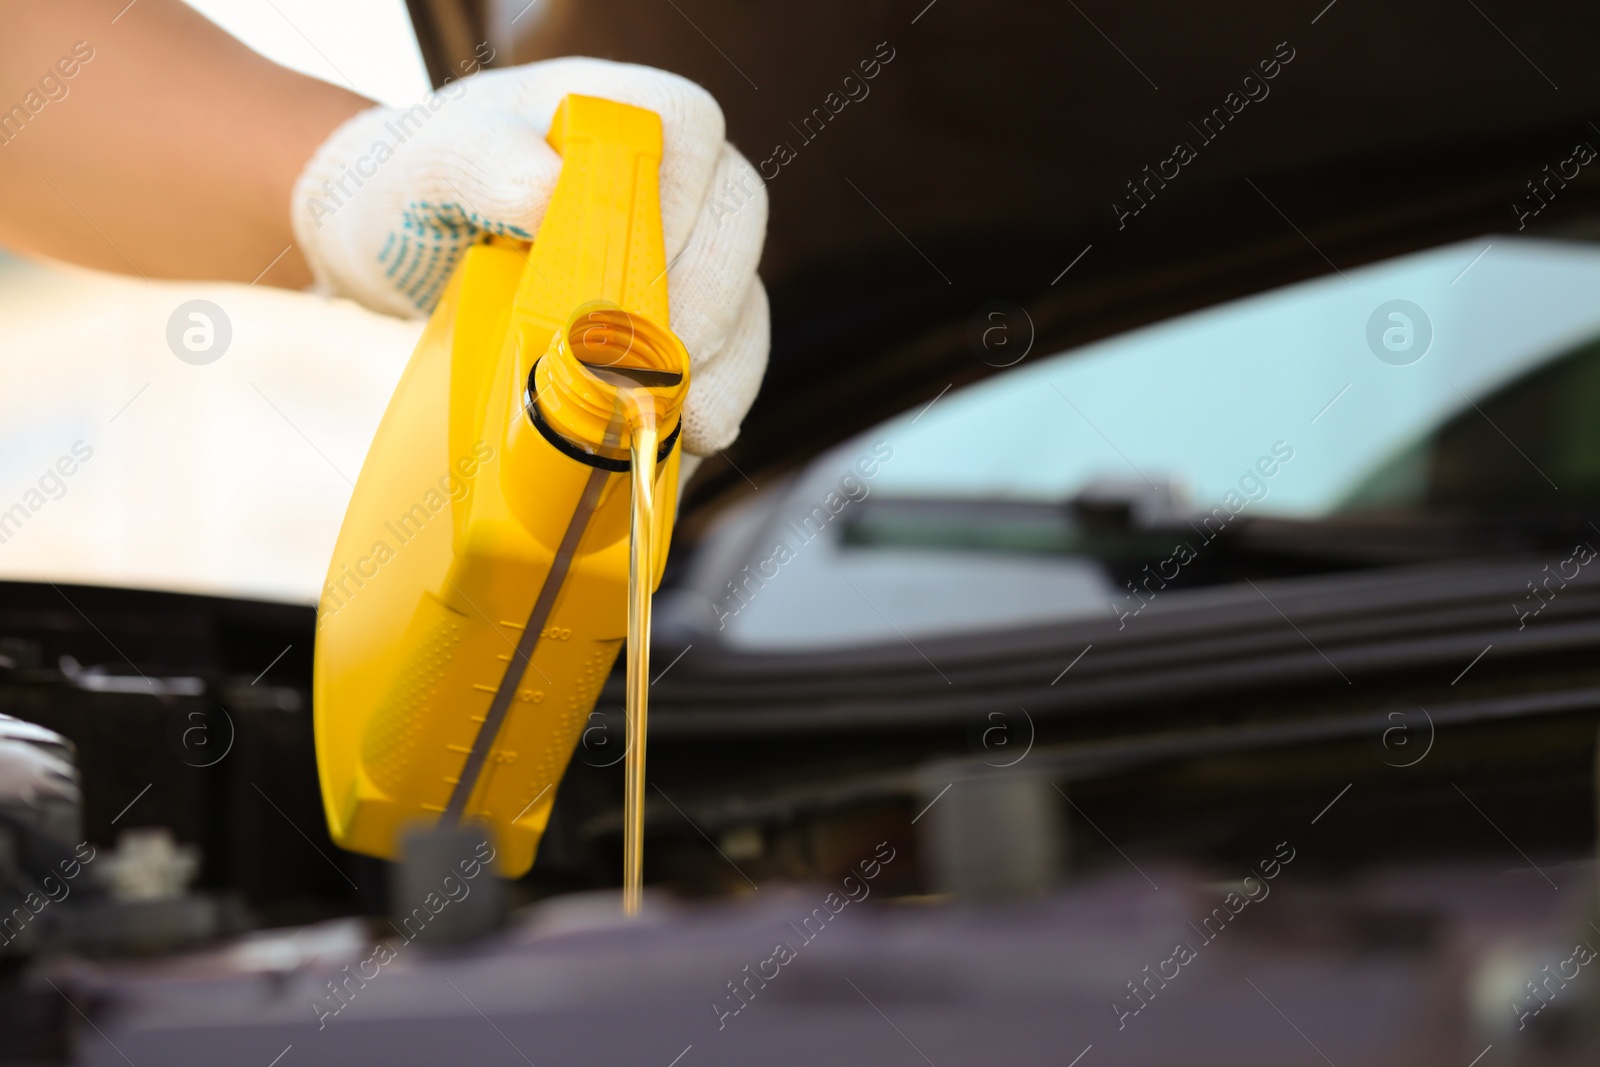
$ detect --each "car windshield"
[693,235,1600,650]
[870,236,1600,517]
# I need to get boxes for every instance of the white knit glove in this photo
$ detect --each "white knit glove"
[290,58,768,457]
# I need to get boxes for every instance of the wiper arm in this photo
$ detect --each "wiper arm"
[1221,511,1600,567]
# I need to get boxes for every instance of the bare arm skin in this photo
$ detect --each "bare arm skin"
[0,0,370,288]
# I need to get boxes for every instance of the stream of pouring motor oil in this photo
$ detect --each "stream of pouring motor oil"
[584,360,677,917]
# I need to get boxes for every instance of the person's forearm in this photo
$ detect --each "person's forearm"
[0,0,369,287]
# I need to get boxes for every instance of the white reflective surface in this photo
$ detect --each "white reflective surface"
[0,256,417,605]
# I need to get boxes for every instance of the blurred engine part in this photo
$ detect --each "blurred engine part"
[98,828,199,903]
[0,713,83,956]
[0,712,80,848]
[917,766,1065,900]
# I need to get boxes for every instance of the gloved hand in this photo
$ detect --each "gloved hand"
[290,58,768,457]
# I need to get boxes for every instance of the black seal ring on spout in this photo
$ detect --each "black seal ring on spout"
[524,360,681,473]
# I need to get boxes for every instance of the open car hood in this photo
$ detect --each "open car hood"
[409,0,1600,515]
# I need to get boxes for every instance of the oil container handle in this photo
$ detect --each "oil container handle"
[511,94,672,340]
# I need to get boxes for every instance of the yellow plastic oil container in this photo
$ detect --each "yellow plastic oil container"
[313,94,690,878]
